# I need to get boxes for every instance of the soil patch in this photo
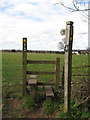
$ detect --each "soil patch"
[2,98,60,118]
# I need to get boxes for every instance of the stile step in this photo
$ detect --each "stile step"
[29,75,37,79]
[44,86,54,97]
[28,79,37,85]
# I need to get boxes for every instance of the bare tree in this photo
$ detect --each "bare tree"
[55,0,90,22]
[56,0,90,11]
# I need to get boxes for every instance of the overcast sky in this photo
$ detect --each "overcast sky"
[0,0,88,50]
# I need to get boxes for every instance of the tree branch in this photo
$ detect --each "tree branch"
[57,0,90,12]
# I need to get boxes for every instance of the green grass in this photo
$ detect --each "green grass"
[2,52,89,118]
[23,94,45,111]
[58,100,90,119]
[42,98,60,115]
[2,52,88,96]
[72,55,88,82]
[27,53,64,83]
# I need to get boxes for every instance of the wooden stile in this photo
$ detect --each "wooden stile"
[22,38,60,97]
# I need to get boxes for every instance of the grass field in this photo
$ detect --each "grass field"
[2,52,88,96]
[2,52,89,118]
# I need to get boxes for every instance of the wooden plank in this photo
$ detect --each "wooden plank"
[27,71,55,75]
[28,79,37,85]
[29,75,37,79]
[44,86,54,97]
[27,60,55,64]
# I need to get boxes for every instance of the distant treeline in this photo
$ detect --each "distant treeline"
[2,49,64,54]
[2,49,90,54]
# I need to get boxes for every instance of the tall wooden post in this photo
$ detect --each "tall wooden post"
[62,66,64,88]
[23,38,27,96]
[55,58,60,90]
[64,21,73,113]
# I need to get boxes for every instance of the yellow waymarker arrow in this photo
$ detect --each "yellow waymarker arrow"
[23,39,26,42]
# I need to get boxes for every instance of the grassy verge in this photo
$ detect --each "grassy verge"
[58,100,90,119]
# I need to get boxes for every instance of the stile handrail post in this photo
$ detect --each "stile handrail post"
[55,58,60,90]
[22,38,27,96]
[62,66,64,88]
[64,21,74,113]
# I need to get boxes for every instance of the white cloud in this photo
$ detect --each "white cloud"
[0,0,88,50]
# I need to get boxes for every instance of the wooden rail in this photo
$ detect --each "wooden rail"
[27,60,56,64]
[27,71,55,75]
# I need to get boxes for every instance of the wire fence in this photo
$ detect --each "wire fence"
[72,65,90,68]
[2,65,90,81]
[2,65,89,101]
[61,65,89,85]
[72,65,90,76]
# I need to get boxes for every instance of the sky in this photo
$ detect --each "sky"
[0,0,89,51]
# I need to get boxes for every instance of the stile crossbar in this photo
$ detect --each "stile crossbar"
[22,38,60,96]
[27,60,56,64]
[27,71,55,75]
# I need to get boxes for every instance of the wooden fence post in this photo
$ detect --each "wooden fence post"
[55,58,60,90]
[62,66,64,88]
[64,21,74,113]
[22,38,27,96]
